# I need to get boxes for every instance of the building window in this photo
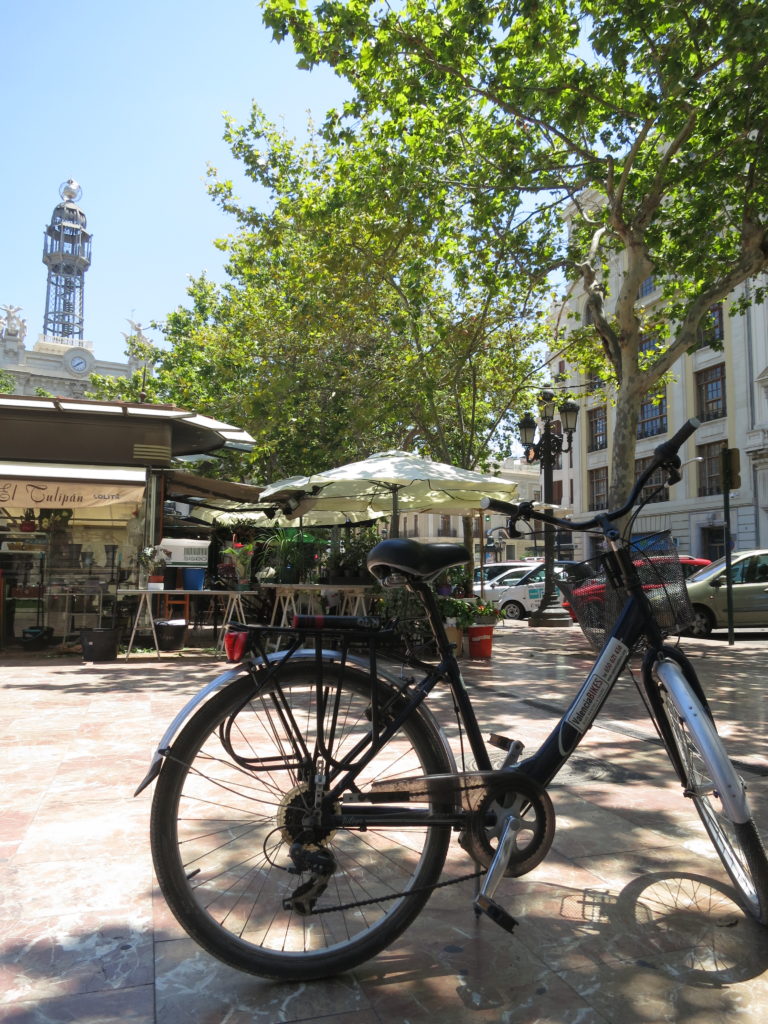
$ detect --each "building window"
[637,391,668,438]
[696,364,726,421]
[638,276,655,298]
[587,407,608,451]
[696,304,725,348]
[639,333,657,353]
[438,515,456,538]
[588,467,609,511]
[401,515,419,538]
[635,456,669,503]
[698,442,723,496]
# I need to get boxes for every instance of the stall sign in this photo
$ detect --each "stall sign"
[0,480,145,508]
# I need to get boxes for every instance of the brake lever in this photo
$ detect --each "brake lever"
[664,455,682,486]
[507,501,534,538]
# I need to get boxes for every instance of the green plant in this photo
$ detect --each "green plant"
[467,597,504,623]
[338,526,380,576]
[436,595,475,629]
[221,541,256,579]
[137,545,171,574]
[261,528,320,581]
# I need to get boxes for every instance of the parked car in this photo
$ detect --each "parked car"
[686,550,768,635]
[484,560,592,619]
[473,560,532,595]
[562,554,711,623]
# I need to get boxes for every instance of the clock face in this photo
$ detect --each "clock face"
[67,352,89,373]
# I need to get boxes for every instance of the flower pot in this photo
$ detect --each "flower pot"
[467,624,493,658]
[474,614,498,626]
[147,575,165,591]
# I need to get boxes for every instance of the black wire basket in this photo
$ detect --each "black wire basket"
[558,531,694,651]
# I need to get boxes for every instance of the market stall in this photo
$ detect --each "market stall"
[0,396,254,649]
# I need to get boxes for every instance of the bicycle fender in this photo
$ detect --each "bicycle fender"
[134,649,454,796]
[134,662,246,796]
[653,659,750,824]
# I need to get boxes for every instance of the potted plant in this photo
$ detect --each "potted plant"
[468,597,505,626]
[464,598,503,658]
[436,595,475,655]
[221,541,257,590]
[137,545,171,589]
[331,526,380,585]
[260,529,305,584]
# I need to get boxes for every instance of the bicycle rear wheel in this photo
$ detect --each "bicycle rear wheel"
[650,657,768,925]
[150,662,453,980]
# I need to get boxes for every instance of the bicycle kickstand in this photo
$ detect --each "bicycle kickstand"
[473,814,520,934]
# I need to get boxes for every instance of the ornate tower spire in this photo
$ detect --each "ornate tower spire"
[41,179,92,341]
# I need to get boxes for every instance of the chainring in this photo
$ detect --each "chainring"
[459,773,555,877]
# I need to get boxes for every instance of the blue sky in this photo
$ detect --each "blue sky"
[2,0,349,363]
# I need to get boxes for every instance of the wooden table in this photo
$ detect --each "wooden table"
[259,583,375,627]
[119,589,260,658]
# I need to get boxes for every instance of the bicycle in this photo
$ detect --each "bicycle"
[136,418,768,981]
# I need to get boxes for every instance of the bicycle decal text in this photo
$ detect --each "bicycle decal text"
[565,637,629,734]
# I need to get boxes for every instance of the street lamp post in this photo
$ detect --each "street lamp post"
[519,390,579,626]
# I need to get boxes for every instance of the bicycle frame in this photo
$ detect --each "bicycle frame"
[296,560,660,812]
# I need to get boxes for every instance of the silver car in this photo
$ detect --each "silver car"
[686,550,768,634]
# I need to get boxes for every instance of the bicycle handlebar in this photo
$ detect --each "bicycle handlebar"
[481,417,700,534]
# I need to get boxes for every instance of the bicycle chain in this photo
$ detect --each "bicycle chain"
[308,867,486,915]
[165,753,528,916]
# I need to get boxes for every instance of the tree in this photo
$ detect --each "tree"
[92,107,548,485]
[0,369,14,394]
[262,0,768,504]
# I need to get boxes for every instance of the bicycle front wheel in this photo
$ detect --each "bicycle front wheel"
[150,662,453,980]
[651,658,768,924]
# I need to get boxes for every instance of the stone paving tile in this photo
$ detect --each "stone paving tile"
[2,629,768,1022]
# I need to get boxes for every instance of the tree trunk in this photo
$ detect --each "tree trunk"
[462,514,475,594]
[608,386,643,514]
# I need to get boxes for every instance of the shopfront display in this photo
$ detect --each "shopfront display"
[0,470,147,645]
[0,396,255,650]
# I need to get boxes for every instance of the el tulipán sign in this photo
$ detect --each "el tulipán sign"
[0,479,146,507]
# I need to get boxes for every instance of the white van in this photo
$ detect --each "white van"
[485,561,589,619]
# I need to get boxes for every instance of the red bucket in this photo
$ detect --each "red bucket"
[467,625,493,658]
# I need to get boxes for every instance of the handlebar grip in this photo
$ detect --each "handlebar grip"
[480,497,519,516]
[654,417,700,461]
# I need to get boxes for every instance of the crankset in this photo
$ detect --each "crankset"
[459,772,556,878]
[465,773,556,934]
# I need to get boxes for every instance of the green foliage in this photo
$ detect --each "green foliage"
[220,541,256,578]
[106,103,548,485]
[436,594,476,628]
[0,370,15,394]
[261,0,768,503]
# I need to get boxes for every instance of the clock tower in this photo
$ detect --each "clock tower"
[41,179,92,343]
[0,180,140,397]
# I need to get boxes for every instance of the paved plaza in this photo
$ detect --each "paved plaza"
[2,624,768,1023]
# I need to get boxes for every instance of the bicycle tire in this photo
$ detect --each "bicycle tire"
[150,662,453,980]
[650,659,768,925]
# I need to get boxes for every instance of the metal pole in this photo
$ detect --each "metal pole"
[528,424,570,627]
[721,444,735,645]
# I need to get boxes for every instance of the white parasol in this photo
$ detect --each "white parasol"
[260,451,519,532]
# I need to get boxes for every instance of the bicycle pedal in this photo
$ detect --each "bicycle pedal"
[474,893,518,934]
[489,733,515,751]
[489,735,525,766]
